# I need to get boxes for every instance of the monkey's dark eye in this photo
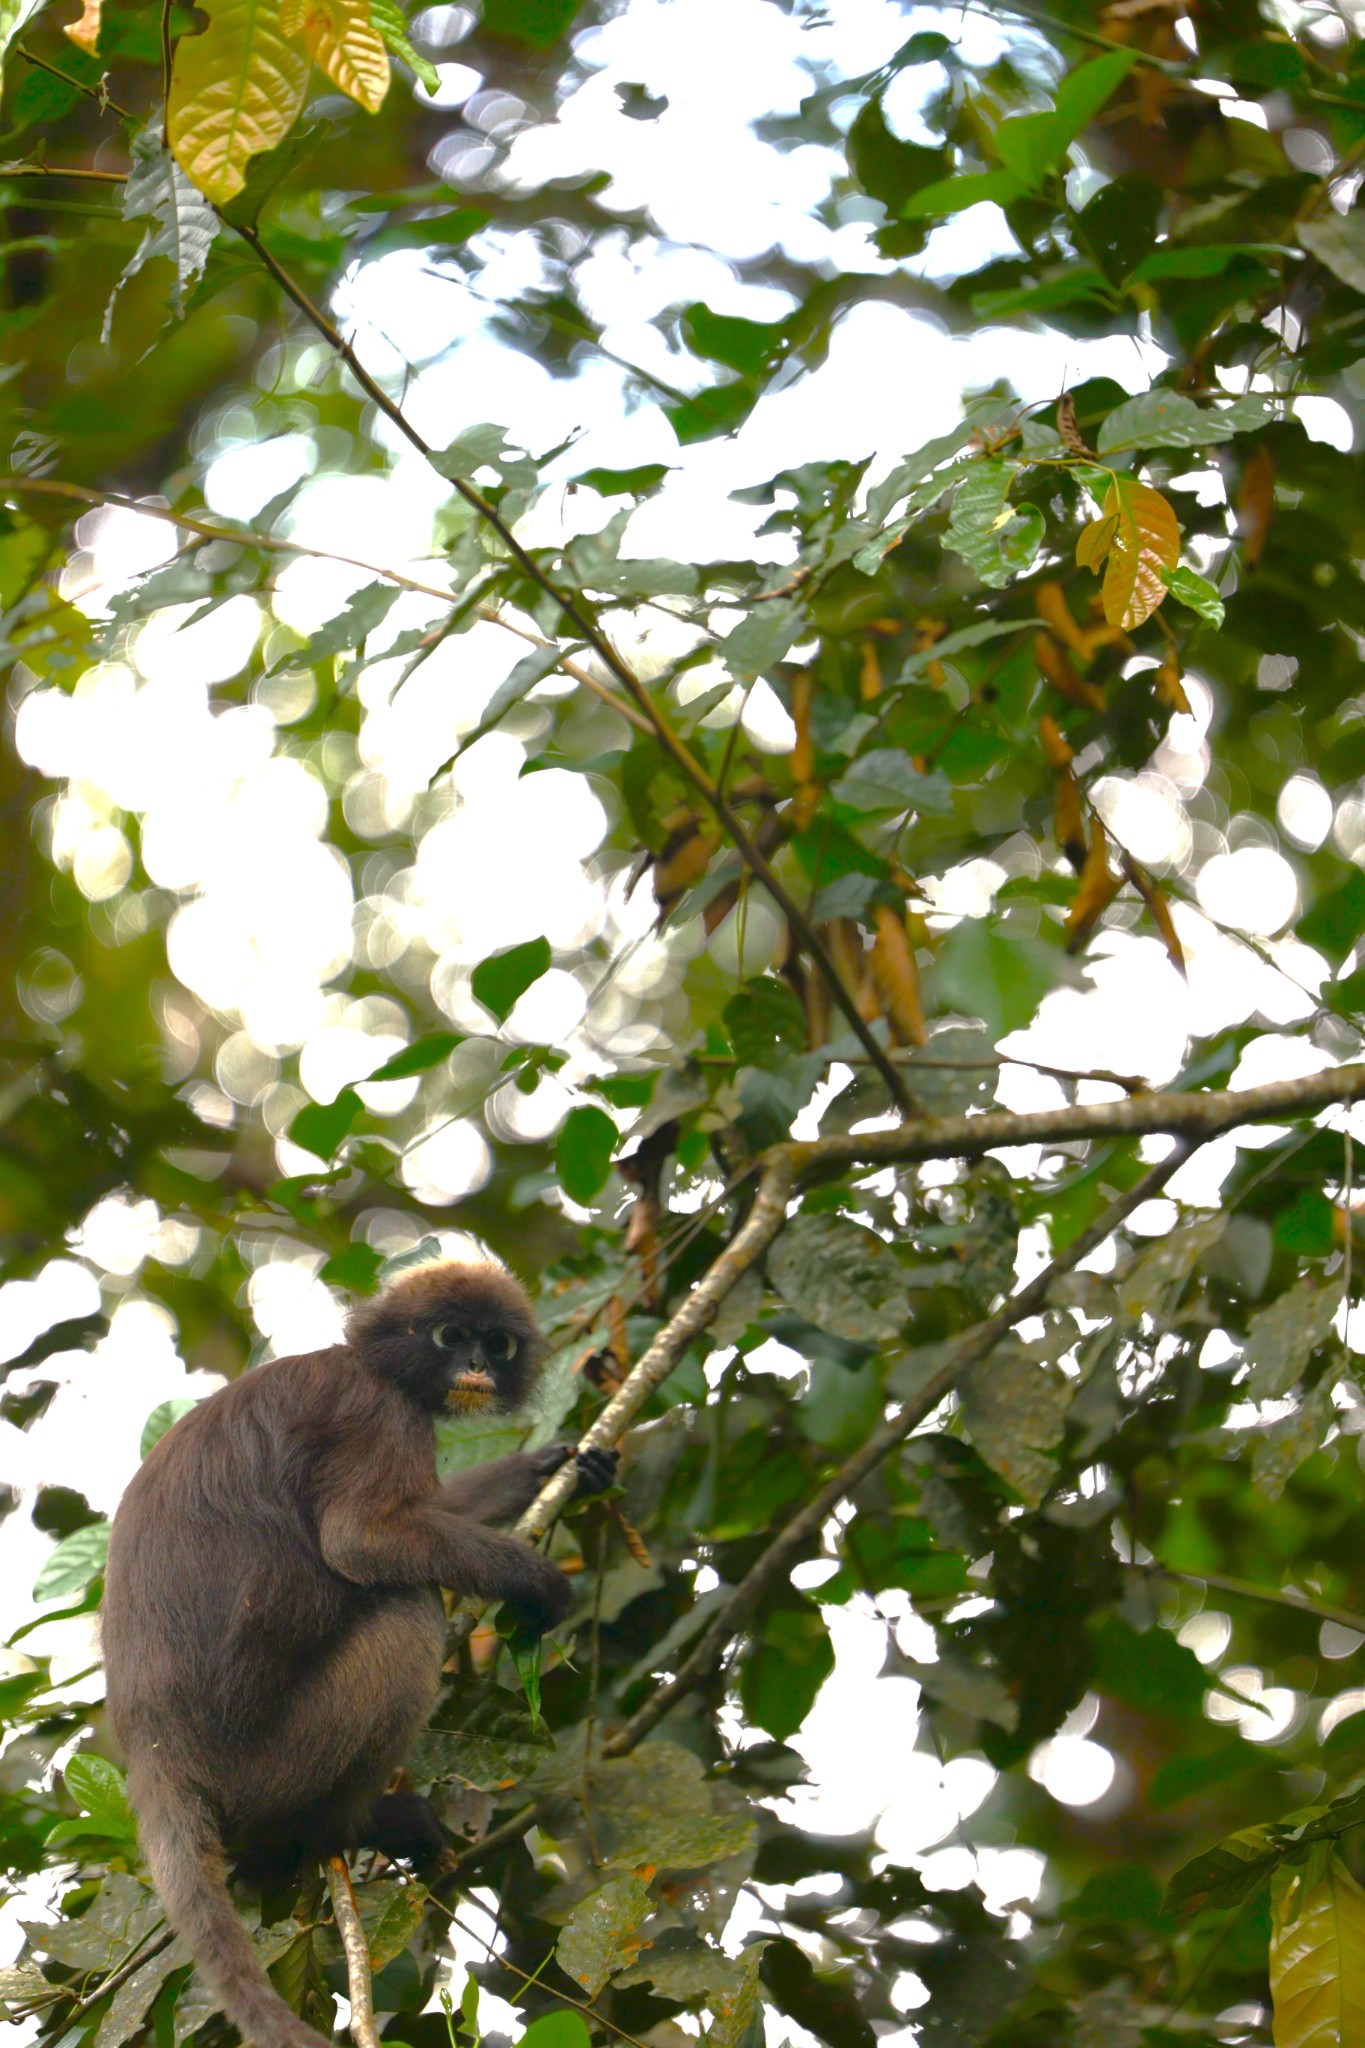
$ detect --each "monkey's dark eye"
[484,1331,516,1363]
[431,1324,461,1352]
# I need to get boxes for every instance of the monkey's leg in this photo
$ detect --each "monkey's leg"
[361,1791,450,1867]
[222,1592,445,1853]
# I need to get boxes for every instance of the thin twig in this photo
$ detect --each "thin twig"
[430,1896,652,2048]
[227,219,918,1117]
[1143,1562,1365,1639]
[159,0,173,125]
[325,1856,380,2048]
[0,162,126,182]
[15,45,135,118]
[445,1149,796,1654]
[602,1142,1195,1754]
[0,475,652,736]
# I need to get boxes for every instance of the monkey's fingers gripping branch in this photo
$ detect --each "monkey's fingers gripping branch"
[446,1058,1365,1661]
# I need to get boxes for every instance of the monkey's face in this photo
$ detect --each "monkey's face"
[430,1321,524,1413]
[347,1261,544,1415]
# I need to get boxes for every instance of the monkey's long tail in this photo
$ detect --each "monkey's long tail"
[131,1765,328,2048]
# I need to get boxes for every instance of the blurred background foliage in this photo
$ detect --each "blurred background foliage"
[8,1,1365,2045]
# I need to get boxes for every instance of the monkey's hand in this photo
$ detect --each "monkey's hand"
[499,1547,575,1636]
[572,1445,620,1497]
[527,1442,620,1499]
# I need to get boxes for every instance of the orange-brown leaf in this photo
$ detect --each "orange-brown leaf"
[1038,713,1074,770]
[1154,660,1191,715]
[870,905,927,1046]
[1054,767,1087,869]
[1238,444,1275,568]
[1076,509,1120,571]
[1065,818,1122,951]
[1035,580,1090,655]
[1101,476,1181,631]
[1123,855,1185,973]
[1036,631,1106,713]
[63,0,101,52]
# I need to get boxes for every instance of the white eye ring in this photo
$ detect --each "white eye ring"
[432,1324,460,1352]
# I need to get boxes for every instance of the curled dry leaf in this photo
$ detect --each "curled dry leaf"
[1121,855,1185,972]
[1054,766,1086,869]
[1238,443,1276,568]
[869,904,927,1046]
[1035,631,1105,713]
[63,0,100,51]
[1038,713,1074,769]
[1154,660,1191,715]
[1065,816,1122,951]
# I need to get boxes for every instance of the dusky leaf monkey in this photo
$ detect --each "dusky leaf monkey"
[102,1261,617,2048]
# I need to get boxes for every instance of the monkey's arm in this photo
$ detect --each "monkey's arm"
[439,1445,619,1525]
[317,1492,572,1632]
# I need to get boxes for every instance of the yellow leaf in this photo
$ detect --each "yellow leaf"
[293,0,389,111]
[1075,509,1119,571]
[63,0,100,52]
[1101,475,1180,631]
[1271,1851,1365,2048]
[168,0,310,206]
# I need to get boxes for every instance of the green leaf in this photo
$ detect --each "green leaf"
[556,1103,618,1204]
[1077,172,1161,285]
[1299,213,1365,296]
[470,935,551,1022]
[847,96,947,210]
[53,1756,136,1849]
[0,1671,47,1721]
[831,750,954,817]
[518,2017,592,2048]
[167,0,310,204]
[33,1519,109,1602]
[1244,1279,1345,1398]
[683,303,787,378]
[479,0,582,47]
[368,0,438,90]
[351,1879,427,1970]
[1270,1850,1365,2047]
[0,0,53,98]
[366,1032,460,1080]
[106,127,218,339]
[904,1653,1018,1730]
[1252,1387,1333,1501]
[900,168,1024,219]
[724,978,809,1070]
[932,917,1073,1040]
[140,1399,194,1458]
[1090,1616,1210,1719]
[1098,388,1257,456]
[959,1344,1073,1506]
[995,51,1135,187]
[1165,1827,1281,1917]
[410,1676,554,1788]
[768,1213,911,1342]
[556,1875,654,1997]
[720,600,805,680]
[1161,564,1225,628]
[289,1087,362,1161]
[740,1607,834,1740]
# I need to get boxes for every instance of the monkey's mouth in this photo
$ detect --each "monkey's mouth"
[446,1369,496,1406]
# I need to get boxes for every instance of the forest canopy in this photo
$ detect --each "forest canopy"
[6,1,1365,2045]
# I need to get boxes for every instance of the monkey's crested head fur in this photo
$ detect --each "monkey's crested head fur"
[346,1262,543,1415]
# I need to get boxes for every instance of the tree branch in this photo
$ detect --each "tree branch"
[325,1857,380,2048]
[1142,1562,1365,1639]
[785,1061,1365,1179]
[445,1151,795,1652]
[228,221,918,1116]
[601,1141,1195,1755]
